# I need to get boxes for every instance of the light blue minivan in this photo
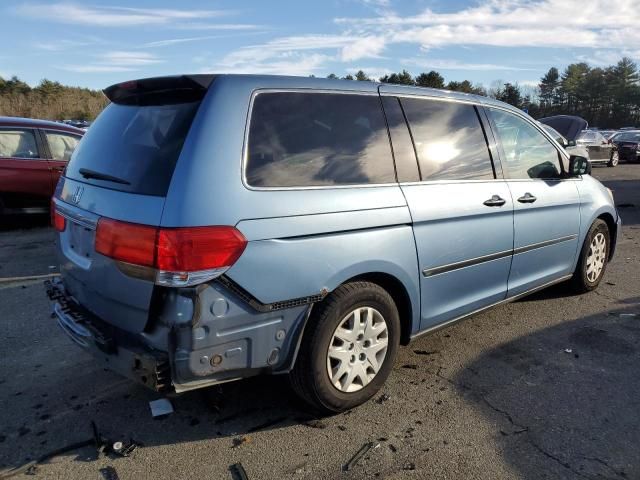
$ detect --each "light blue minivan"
[48,74,620,412]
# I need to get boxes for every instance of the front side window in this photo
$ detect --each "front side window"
[246,92,395,187]
[400,97,494,181]
[490,109,562,179]
[44,131,81,161]
[0,129,39,159]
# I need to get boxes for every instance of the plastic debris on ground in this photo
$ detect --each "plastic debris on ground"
[149,398,174,418]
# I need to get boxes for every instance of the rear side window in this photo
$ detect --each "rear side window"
[44,131,81,161]
[65,101,200,196]
[0,129,39,159]
[246,92,395,187]
[400,98,494,181]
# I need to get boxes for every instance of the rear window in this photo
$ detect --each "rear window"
[65,101,200,196]
[245,92,395,187]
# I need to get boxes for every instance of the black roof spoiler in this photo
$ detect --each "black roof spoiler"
[103,75,217,105]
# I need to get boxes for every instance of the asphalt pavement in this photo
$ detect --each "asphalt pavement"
[0,164,638,479]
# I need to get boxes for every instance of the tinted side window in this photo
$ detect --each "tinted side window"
[246,92,395,187]
[381,96,420,183]
[44,131,81,161]
[400,98,494,181]
[490,109,562,179]
[0,129,39,159]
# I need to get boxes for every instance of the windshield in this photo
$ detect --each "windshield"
[65,101,201,196]
[616,132,640,142]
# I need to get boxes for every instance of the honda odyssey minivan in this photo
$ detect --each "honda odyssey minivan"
[48,74,620,412]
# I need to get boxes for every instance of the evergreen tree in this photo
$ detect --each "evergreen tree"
[415,71,445,89]
[379,70,415,85]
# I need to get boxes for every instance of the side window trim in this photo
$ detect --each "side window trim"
[379,94,421,183]
[486,106,567,180]
[0,127,43,160]
[243,88,398,190]
[476,106,504,179]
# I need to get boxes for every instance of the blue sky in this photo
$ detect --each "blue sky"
[1,0,637,91]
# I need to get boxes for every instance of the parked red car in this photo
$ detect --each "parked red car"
[0,116,84,215]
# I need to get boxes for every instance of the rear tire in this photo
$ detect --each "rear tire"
[571,219,610,293]
[608,150,619,167]
[290,281,400,413]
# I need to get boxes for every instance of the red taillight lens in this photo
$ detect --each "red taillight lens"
[95,219,247,275]
[51,203,66,232]
[157,226,247,271]
[95,218,157,267]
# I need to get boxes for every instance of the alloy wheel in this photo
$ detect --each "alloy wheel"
[586,232,607,282]
[326,306,389,393]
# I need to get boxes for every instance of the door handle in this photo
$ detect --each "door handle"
[517,192,537,203]
[483,195,506,207]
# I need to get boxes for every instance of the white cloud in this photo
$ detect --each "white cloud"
[403,58,535,71]
[141,36,226,48]
[17,3,230,27]
[336,0,640,51]
[62,51,162,73]
[173,23,262,31]
[100,51,162,66]
[341,36,386,61]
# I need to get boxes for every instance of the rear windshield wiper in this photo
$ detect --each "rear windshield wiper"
[78,168,131,185]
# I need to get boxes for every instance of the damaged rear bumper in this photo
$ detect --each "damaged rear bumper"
[45,278,172,393]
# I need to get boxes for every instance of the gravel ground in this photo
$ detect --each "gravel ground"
[0,164,638,480]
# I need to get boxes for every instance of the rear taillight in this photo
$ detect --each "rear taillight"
[51,202,66,232]
[95,218,157,267]
[95,218,247,287]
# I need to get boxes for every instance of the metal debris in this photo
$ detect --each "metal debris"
[229,462,249,480]
[620,313,637,318]
[303,419,327,429]
[99,466,120,480]
[564,348,573,353]
[376,393,391,404]
[149,398,174,418]
[413,349,438,356]
[343,442,380,471]
[232,436,252,448]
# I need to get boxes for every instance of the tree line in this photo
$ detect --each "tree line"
[1,57,639,127]
[0,76,107,121]
[327,58,640,128]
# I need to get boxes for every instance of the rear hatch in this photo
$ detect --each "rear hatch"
[53,75,215,333]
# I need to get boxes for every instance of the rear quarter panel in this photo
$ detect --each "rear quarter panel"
[162,75,422,335]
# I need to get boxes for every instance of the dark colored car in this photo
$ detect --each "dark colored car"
[0,116,84,215]
[611,130,640,163]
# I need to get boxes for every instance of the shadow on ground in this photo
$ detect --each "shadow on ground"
[452,297,640,479]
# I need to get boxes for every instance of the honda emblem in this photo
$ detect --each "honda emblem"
[71,185,84,204]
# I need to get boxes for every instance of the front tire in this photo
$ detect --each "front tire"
[290,281,400,413]
[608,150,619,167]
[571,219,610,293]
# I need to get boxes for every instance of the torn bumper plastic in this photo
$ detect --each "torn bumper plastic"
[45,278,172,393]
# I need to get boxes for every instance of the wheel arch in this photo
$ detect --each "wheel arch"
[597,212,617,260]
[343,272,414,345]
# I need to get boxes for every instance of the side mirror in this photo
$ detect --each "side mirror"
[568,155,591,176]
[566,139,576,147]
